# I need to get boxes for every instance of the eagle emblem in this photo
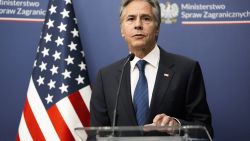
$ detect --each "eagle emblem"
[160,1,179,24]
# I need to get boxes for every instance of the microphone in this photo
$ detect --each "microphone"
[112,53,135,131]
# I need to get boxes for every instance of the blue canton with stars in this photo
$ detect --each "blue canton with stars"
[32,0,90,109]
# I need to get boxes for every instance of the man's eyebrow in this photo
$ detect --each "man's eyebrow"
[141,14,152,17]
[126,14,135,17]
[126,13,152,17]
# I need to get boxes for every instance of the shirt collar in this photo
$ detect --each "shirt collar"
[130,45,160,70]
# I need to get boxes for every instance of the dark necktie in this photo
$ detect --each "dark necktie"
[133,60,149,126]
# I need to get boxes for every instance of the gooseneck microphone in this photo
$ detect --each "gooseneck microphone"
[111,53,135,133]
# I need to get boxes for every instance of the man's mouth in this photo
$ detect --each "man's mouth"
[133,34,145,38]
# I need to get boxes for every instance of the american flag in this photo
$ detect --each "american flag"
[17,0,91,140]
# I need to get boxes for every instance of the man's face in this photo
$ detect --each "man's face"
[121,0,159,53]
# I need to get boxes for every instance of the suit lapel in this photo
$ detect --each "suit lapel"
[148,50,175,121]
[115,62,137,125]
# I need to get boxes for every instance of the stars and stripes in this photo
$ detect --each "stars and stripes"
[17,0,91,140]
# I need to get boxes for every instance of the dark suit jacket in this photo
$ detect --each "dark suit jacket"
[90,48,213,137]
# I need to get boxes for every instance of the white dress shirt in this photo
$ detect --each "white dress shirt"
[130,45,160,107]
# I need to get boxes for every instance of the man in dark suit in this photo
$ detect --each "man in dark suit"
[90,0,213,137]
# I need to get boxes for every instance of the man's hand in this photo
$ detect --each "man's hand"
[152,113,180,127]
[144,114,181,135]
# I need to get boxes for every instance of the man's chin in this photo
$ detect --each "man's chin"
[131,42,146,49]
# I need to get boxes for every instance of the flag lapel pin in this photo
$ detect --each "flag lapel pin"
[164,73,169,77]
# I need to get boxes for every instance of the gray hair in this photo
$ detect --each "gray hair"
[119,0,161,28]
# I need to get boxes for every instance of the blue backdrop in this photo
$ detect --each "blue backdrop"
[0,0,250,140]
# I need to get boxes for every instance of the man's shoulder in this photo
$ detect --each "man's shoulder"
[159,48,199,71]
[160,47,197,64]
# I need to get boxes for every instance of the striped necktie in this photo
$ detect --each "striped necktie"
[133,60,149,126]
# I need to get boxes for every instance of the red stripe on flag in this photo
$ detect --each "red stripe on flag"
[23,100,46,141]
[48,105,75,141]
[69,91,90,127]
[16,133,20,141]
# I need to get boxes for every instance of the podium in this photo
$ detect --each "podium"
[75,125,212,141]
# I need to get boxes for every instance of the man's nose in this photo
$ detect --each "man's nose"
[134,18,143,30]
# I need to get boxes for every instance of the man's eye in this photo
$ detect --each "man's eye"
[127,18,134,21]
[143,17,151,21]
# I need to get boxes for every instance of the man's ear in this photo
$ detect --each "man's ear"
[121,27,125,38]
[156,26,160,34]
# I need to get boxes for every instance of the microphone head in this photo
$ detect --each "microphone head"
[129,53,135,61]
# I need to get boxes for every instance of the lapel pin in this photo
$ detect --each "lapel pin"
[164,73,169,77]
